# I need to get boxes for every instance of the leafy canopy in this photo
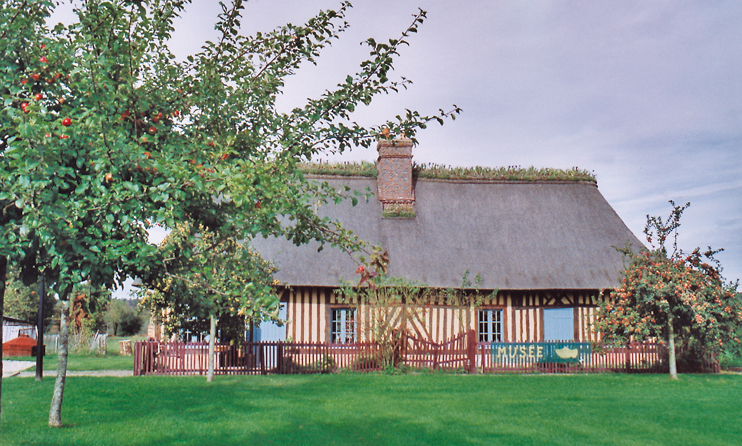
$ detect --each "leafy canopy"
[0,0,458,298]
[594,201,741,354]
[140,223,279,341]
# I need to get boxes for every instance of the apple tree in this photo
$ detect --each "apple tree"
[594,202,742,379]
[140,223,279,381]
[1,0,457,425]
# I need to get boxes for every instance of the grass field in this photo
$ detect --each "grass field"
[1,373,741,445]
[6,336,144,372]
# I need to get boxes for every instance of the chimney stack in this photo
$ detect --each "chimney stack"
[376,138,415,216]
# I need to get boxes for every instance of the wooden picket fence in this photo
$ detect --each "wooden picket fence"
[134,340,383,376]
[134,332,719,376]
[402,330,477,372]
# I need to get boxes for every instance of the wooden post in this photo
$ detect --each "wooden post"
[275,343,282,375]
[133,341,140,375]
[625,341,631,373]
[467,329,477,374]
[259,344,266,375]
[207,314,216,382]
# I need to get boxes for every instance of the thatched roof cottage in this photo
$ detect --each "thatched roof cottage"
[251,139,643,344]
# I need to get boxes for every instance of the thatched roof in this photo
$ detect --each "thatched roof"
[251,176,643,290]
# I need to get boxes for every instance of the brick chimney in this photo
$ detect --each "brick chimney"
[376,138,415,216]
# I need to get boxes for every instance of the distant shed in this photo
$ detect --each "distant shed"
[2,316,37,342]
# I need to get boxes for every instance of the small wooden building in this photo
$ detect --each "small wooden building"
[2,316,37,342]
[251,139,643,344]
[3,334,44,357]
[3,317,43,358]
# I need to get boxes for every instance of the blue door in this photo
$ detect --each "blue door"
[543,308,574,341]
[254,304,287,342]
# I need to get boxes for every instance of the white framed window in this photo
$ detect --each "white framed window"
[543,308,574,341]
[478,309,503,342]
[331,308,356,344]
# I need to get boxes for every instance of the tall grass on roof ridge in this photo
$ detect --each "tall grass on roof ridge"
[299,161,378,177]
[414,163,597,183]
[299,161,597,183]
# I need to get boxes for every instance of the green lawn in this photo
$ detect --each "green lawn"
[6,336,144,372]
[1,373,741,445]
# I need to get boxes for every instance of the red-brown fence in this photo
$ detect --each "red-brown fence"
[402,331,476,372]
[134,333,719,376]
[134,340,383,376]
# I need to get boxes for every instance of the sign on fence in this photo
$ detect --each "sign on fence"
[490,342,591,364]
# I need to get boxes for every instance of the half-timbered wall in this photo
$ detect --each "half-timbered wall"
[281,287,603,343]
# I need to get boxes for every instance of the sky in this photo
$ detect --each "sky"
[51,0,742,293]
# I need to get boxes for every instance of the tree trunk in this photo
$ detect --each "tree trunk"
[0,255,7,420]
[35,275,45,382]
[668,319,677,380]
[207,313,216,382]
[49,299,70,427]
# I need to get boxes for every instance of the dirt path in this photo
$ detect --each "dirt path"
[14,370,133,378]
[3,361,132,378]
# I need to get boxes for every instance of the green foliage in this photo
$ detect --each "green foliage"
[594,202,741,357]
[381,205,416,219]
[299,161,378,177]
[104,299,143,337]
[3,263,56,328]
[415,164,596,182]
[1,0,457,300]
[140,223,279,344]
[299,161,596,183]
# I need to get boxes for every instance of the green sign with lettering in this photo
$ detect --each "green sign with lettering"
[490,342,591,364]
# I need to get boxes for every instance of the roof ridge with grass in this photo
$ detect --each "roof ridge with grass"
[298,161,597,184]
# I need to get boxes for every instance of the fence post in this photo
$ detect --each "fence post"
[625,341,631,373]
[467,329,477,374]
[277,343,284,374]
[260,344,267,375]
[133,341,140,375]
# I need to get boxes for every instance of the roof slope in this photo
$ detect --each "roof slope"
[251,176,643,290]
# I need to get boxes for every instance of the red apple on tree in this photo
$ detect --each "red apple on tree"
[34,93,43,101]
[62,117,72,126]
[21,102,29,113]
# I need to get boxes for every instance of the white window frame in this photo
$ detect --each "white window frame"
[478,309,503,342]
[331,308,356,344]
